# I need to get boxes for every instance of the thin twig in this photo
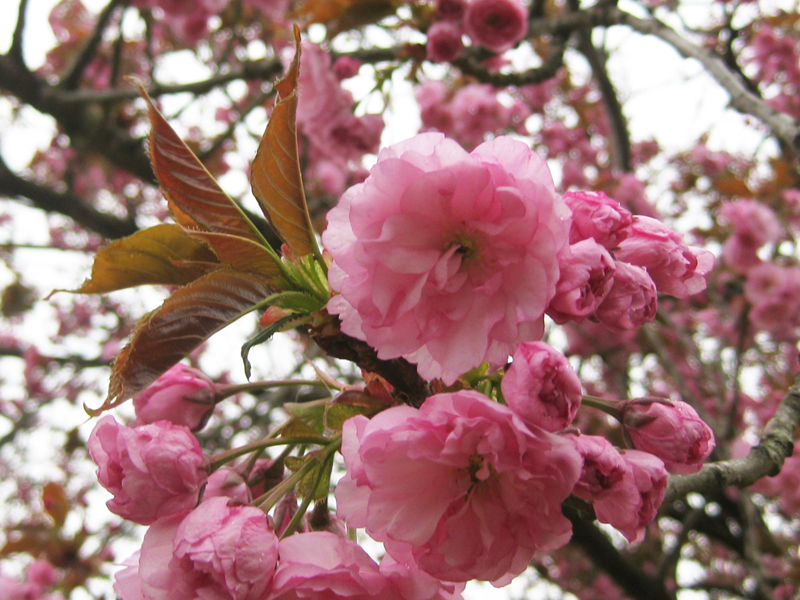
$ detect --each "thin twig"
[60,0,125,90]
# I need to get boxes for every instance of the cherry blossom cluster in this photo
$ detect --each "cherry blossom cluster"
[295,43,384,197]
[84,130,719,599]
[425,0,529,61]
[0,559,65,600]
[324,133,713,384]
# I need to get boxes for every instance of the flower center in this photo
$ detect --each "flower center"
[450,232,480,266]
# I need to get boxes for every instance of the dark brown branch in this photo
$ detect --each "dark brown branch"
[309,312,430,407]
[9,0,30,65]
[665,373,800,503]
[0,152,139,239]
[56,59,284,106]
[576,32,632,171]
[566,506,674,600]
[60,0,124,90]
[452,35,568,87]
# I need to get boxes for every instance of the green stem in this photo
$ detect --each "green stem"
[279,449,336,539]
[214,379,327,403]
[582,395,623,420]
[209,435,331,470]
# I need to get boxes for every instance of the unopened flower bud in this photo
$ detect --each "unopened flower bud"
[133,364,215,431]
[621,398,715,474]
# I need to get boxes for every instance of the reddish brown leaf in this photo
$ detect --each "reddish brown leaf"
[250,27,320,260]
[42,482,69,529]
[189,231,282,276]
[93,269,273,413]
[63,224,218,295]
[138,81,267,245]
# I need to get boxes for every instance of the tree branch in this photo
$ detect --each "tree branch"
[8,0,29,65]
[566,506,674,600]
[0,152,139,239]
[665,372,800,503]
[612,8,800,160]
[60,0,124,90]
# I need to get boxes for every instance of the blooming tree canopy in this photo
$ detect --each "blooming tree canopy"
[1,1,800,600]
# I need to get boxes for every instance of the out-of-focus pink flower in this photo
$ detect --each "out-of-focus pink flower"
[269,532,394,600]
[436,0,467,21]
[502,341,582,431]
[548,239,616,324]
[720,199,783,273]
[464,0,528,53]
[614,216,714,298]
[621,398,715,474]
[295,42,384,195]
[593,261,657,330]
[88,416,208,525]
[121,497,279,600]
[333,56,362,80]
[449,84,512,149]
[26,560,59,588]
[132,364,215,431]
[427,21,464,63]
[417,80,455,134]
[323,133,570,384]
[335,391,581,584]
[745,263,800,337]
[562,190,633,249]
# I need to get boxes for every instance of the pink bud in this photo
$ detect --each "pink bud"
[562,190,633,249]
[133,364,215,431]
[593,261,657,330]
[332,56,362,80]
[502,341,582,432]
[464,0,528,54]
[548,239,616,324]
[120,497,279,600]
[426,21,464,63]
[88,416,208,525]
[614,216,714,298]
[621,398,716,474]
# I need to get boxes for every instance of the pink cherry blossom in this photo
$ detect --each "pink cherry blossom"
[379,546,465,600]
[296,42,384,195]
[464,0,528,53]
[567,434,667,542]
[88,416,208,525]
[745,263,800,337]
[335,391,581,584]
[547,239,616,324]
[269,532,394,600]
[621,398,715,474]
[593,261,657,330]
[612,449,668,542]
[118,497,279,600]
[133,363,215,430]
[720,199,783,273]
[449,85,515,149]
[426,21,464,63]
[614,216,714,298]
[323,133,571,384]
[562,190,633,249]
[501,341,582,432]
